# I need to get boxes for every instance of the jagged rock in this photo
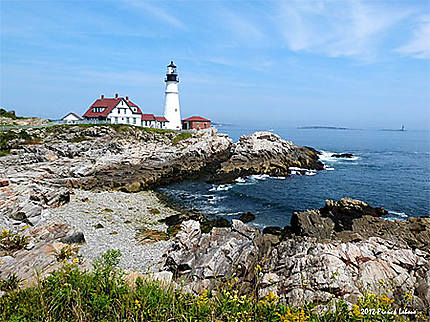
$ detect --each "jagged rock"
[59,231,85,244]
[163,219,268,294]
[211,132,324,182]
[238,212,255,223]
[289,198,430,251]
[0,222,78,285]
[331,153,354,158]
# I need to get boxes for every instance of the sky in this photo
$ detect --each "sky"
[1,0,429,129]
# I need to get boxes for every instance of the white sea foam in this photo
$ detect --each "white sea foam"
[209,184,233,192]
[289,167,317,176]
[249,174,270,180]
[319,150,359,163]
[235,177,247,183]
[208,196,227,203]
[383,210,408,221]
[271,176,287,180]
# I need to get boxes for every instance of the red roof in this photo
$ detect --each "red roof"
[82,97,142,118]
[127,100,142,113]
[155,116,168,122]
[183,116,210,122]
[142,113,155,121]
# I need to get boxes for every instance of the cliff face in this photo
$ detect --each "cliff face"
[0,125,322,227]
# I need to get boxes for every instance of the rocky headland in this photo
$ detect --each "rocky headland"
[0,125,322,227]
[1,124,429,316]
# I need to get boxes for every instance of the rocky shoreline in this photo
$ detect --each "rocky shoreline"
[0,125,322,228]
[1,124,429,316]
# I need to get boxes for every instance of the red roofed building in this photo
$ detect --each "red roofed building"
[182,116,211,130]
[81,94,168,129]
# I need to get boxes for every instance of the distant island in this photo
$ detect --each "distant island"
[380,125,406,132]
[297,126,357,130]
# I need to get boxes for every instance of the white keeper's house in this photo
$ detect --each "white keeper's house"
[82,93,168,129]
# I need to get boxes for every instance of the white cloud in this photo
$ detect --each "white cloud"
[222,10,265,42]
[121,0,186,29]
[276,0,413,60]
[396,15,430,59]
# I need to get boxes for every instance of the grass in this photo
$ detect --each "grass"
[46,123,175,135]
[0,249,423,321]
[70,135,88,143]
[172,131,192,145]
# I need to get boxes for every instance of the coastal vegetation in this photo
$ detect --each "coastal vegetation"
[172,131,192,145]
[0,108,24,120]
[0,250,419,322]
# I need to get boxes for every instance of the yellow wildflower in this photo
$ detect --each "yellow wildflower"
[135,299,141,308]
[349,304,363,318]
[72,258,79,264]
[255,264,262,272]
[380,294,394,304]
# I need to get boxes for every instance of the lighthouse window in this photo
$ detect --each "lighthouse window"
[175,109,177,112]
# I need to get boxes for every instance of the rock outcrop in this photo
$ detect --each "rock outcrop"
[1,126,321,226]
[159,199,430,312]
[211,132,323,182]
[0,222,85,285]
[289,198,430,251]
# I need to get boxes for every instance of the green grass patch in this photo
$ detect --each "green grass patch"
[0,249,420,321]
[46,123,175,135]
[172,132,192,145]
[70,135,88,143]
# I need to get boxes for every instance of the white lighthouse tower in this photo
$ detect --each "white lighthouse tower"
[163,61,182,130]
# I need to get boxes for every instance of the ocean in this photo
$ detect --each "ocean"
[159,125,430,228]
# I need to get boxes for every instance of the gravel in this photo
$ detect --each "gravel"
[35,189,179,272]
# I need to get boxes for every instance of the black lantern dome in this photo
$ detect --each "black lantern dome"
[165,60,178,82]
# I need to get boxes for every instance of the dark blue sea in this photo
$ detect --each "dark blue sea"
[160,126,430,228]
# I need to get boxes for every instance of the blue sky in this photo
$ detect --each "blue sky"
[1,0,429,129]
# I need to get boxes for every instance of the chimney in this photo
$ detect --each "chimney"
[115,93,119,99]
[101,94,104,99]
[126,96,129,100]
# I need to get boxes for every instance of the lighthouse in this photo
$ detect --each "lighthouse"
[163,61,182,130]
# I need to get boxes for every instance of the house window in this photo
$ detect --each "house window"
[126,117,129,123]
[114,117,118,124]
[124,109,126,114]
[133,118,136,124]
